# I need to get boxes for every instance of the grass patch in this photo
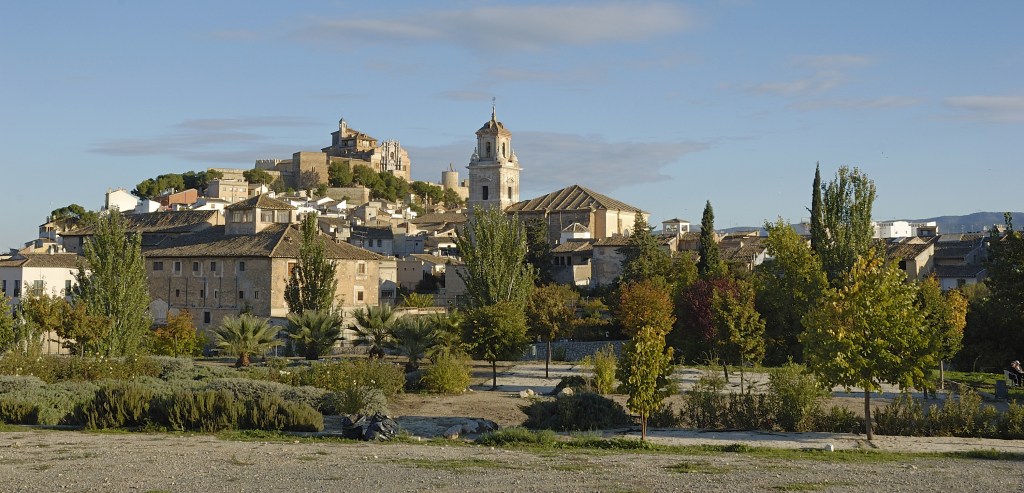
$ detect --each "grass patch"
[944,449,1024,461]
[945,371,1024,401]
[391,458,508,472]
[665,461,730,474]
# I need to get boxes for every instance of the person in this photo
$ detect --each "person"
[1009,360,1024,387]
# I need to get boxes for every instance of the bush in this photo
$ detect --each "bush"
[477,427,557,446]
[812,405,862,434]
[292,359,405,398]
[523,392,630,431]
[77,381,157,429]
[550,376,591,396]
[0,399,37,424]
[0,354,163,383]
[647,403,681,428]
[0,375,46,394]
[768,363,828,432]
[146,357,196,379]
[421,355,471,394]
[999,401,1024,439]
[591,344,617,395]
[241,393,323,432]
[681,375,728,429]
[160,389,241,432]
[321,386,388,416]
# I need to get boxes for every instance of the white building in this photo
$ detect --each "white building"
[104,188,140,213]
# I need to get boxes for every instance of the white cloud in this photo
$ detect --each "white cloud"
[943,95,1024,123]
[291,3,693,53]
[790,96,922,111]
[409,131,707,194]
[747,70,847,96]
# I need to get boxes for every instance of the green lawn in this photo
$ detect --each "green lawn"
[943,370,1024,401]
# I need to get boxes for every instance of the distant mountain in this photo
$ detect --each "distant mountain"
[716,211,1024,236]
[905,212,1023,235]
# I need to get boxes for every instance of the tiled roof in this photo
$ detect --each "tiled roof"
[410,212,468,226]
[505,185,644,214]
[351,225,394,240]
[552,239,594,254]
[225,194,296,211]
[0,253,85,269]
[409,253,451,265]
[886,237,936,261]
[64,210,218,235]
[721,242,767,262]
[934,264,986,278]
[142,224,382,260]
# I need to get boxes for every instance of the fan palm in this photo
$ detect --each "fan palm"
[351,304,398,358]
[285,310,344,360]
[389,316,436,371]
[213,314,282,367]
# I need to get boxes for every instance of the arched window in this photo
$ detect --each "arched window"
[502,143,506,157]
[485,142,492,157]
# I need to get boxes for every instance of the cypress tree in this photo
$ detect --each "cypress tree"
[697,200,722,278]
[809,163,825,254]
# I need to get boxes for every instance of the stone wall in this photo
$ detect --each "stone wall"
[522,340,624,362]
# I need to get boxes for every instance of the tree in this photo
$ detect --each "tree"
[0,291,19,353]
[615,279,675,338]
[400,292,435,309]
[916,277,967,390]
[352,304,399,358]
[441,188,464,209]
[801,253,928,440]
[617,325,675,441]
[754,219,827,364]
[712,279,766,389]
[390,315,436,371]
[524,218,553,285]
[57,302,109,356]
[697,200,724,278]
[817,166,877,285]
[73,210,152,356]
[16,285,68,356]
[50,203,92,222]
[243,168,274,185]
[285,310,343,360]
[133,173,186,199]
[213,314,282,368]
[620,213,672,285]
[526,284,580,378]
[974,214,1024,364]
[673,277,739,362]
[463,301,529,389]
[150,310,204,357]
[809,163,825,253]
[284,213,338,314]
[328,160,353,187]
[455,207,534,309]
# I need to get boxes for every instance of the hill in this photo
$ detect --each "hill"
[716,211,1024,236]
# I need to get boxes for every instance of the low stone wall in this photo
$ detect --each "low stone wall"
[522,340,624,362]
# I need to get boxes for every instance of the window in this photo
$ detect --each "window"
[238,290,244,300]
[238,261,246,272]
[254,290,259,300]
[210,261,217,272]
[199,289,205,299]
[357,290,364,302]
[508,186,512,200]
[485,142,492,157]
[381,289,394,300]
[957,278,967,288]
[213,289,218,299]
[288,262,298,277]
[13,280,20,298]
[502,142,506,157]
[357,262,366,274]
[231,211,243,223]
[376,239,382,247]
[482,186,489,201]
[175,289,180,298]
[64,280,72,294]
[153,261,164,271]
[192,261,200,273]
[203,312,211,324]
[261,210,275,222]
[2,280,6,293]
[173,261,181,273]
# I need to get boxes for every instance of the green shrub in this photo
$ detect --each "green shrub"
[293,359,405,397]
[0,375,46,394]
[935,388,998,437]
[0,399,37,424]
[242,393,323,432]
[681,375,728,429]
[203,378,294,400]
[321,386,387,416]
[812,405,862,434]
[647,403,681,428]
[146,357,196,379]
[768,363,828,432]
[591,344,617,395]
[0,354,163,383]
[421,355,471,394]
[874,394,925,436]
[476,427,557,446]
[523,392,630,431]
[77,381,157,429]
[998,401,1024,439]
[160,389,240,432]
[162,364,238,382]
[5,381,100,426]
[550,375,591,395]
[722,392,774,430]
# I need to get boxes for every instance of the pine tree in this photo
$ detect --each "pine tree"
[285,213,338,314]
[697,200,723,278]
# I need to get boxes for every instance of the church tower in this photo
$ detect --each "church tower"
[467,105,521,211]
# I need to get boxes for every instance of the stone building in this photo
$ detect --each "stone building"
[322,118,411,182]
[505,184,647,245]
[467,107,521,211]
[142,195,385,331]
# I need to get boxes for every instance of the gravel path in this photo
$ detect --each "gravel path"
[1,429,1022,493]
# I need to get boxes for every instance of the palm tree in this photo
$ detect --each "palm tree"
[285,310,343,360]
[425,310,467,363]
[351,304,398,358]
[390,316,436,371]
[213,314,282,367]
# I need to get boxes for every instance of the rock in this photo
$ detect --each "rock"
[824,443,834,452]
[558,387,575,397]
[461,421,479,434]
[443,425,462,440]
[518,389,535,398]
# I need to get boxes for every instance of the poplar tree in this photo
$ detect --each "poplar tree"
[818,166,877,285]
[285,213,338,314]
[697,200,723,278]
[73,210,152,356]
[455,207,534,309]
[617,326,675,441]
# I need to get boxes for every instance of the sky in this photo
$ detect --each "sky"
[2,1,1022,250]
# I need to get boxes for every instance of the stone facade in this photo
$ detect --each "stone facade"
[467,108,520,211]
[322,118,411,182]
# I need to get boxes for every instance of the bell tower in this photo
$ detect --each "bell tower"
[467,102,521,211]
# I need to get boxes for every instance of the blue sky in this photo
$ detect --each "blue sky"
[2,1,1022,249]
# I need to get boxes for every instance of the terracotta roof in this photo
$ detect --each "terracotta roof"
[225,194,296,211]
[64,210,218,235]
[142,224,382,260]
[0,253,85,269]
[721,242,767,263]
[552,239,594,254]
[506,185,645,215]
[886,239,934,261]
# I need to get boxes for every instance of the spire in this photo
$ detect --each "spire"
[491,97,496,121]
